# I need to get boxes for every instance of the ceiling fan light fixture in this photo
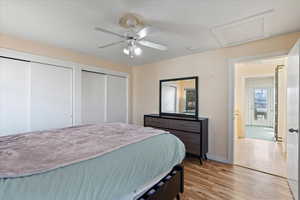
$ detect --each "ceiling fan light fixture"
[134,47,142,56]
[123,45,142,57]
[123,47,130,55]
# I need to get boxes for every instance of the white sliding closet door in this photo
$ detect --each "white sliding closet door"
[81,71,106,124]
[106,75,127,123]
[0,58,30,135]
[30,63,73,131]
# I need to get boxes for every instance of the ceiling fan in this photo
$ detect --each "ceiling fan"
[95,14,168,58]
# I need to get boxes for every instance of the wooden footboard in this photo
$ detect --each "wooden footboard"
[137,164,184,200]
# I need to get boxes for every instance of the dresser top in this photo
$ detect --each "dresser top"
[145,114,208,121]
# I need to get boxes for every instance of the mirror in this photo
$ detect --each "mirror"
[160,77,198,118]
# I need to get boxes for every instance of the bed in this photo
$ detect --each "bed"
[0,123,185,200]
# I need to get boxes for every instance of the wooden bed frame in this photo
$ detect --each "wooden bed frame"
[137,164,184,200]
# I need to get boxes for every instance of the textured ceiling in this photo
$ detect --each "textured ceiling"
[0,0,300,66]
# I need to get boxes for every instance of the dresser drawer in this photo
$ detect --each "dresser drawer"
[168,119,200,133]
[144,115,208,159]
[170,130,200,145]
[170,130,200,155]
[144,117,169,129]
[186,144,201,155]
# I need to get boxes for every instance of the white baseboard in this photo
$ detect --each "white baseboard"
[206,153,231,164]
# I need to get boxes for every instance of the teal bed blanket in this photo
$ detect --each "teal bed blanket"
[0,133,185,200]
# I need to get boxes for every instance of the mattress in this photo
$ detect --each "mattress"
[0,131,185,200]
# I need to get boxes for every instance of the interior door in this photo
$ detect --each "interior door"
[106,75,127,123]
[0,58,30,135]
[81,71,106,124]
[30,62,73,131]
[287,40,300,200]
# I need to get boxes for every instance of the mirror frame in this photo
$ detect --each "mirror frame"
[159,76,198,118]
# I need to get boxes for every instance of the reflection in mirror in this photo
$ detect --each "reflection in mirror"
[161,78,197,117]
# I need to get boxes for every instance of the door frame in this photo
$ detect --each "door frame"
[227,51,288,164]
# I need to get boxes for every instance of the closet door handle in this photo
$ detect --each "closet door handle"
[289,128,299,134]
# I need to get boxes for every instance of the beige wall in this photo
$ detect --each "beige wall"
[0,33,131,73]
[132,32,300,161]
[0,33,133,122]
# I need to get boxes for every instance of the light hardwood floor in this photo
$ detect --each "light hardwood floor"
[181,158,293,200]
[234,138,287,177]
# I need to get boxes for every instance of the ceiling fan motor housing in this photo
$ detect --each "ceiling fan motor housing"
[119,13,145,29]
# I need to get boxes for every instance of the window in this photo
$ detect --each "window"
[254,88,268,120]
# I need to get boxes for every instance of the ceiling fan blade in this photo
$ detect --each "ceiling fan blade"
[98,40,125,48]
[95,27,126,39]
[138,40,168,51]
[136,26,153,39]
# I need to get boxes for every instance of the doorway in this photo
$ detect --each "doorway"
[233,55,288,177]
[245,77,275,141]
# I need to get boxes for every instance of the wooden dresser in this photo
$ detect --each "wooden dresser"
[144,114,208,163]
